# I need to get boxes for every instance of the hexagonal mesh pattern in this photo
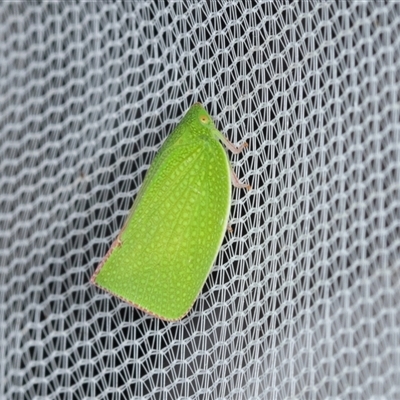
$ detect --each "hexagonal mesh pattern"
[1,2,400,399]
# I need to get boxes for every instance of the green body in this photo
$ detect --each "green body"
[91,104,232,321]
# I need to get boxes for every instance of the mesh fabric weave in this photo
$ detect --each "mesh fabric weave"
[1,2,400,399]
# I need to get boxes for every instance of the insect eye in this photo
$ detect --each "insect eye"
[200,115,209,124]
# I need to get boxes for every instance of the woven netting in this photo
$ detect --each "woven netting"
[1,1,400,399]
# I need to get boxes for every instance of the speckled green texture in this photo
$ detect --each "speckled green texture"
[92,104,231,321]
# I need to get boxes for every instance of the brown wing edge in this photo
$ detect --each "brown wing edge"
[89,233,195,322]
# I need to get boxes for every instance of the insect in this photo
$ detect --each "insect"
[91,103,250,321]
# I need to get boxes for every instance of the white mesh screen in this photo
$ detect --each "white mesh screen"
[1,2,400,399]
